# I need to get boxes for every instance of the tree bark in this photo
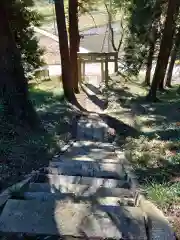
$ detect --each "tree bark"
[145,0,162,87]
[69,0,79,94]
[145,38,156,86]
[147,0,180,101]
[54,0,76,102]
[0,1,38,126]
[166,26,180,87]
[158,3,180,91]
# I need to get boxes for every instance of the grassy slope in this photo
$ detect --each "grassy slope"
[0,77,79,192]
[105,74,180,236]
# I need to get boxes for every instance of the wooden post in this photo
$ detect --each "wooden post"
[105,54,108,87]
[78,57,82,84]
[114,52,118,72]
[101,61,104,82]
[82,61,85,81]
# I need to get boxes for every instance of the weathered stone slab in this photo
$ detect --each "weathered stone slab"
[23,193,135,206]
[139,197,175,240]
[27,183,133,198]
[0,175,35,208]
[67,141,117,153]
[58,155,91,162]
[72,141,114,149]
[77,120,93,140]
[56,155,121,164]
[77,118,108,141]
[47,161,126,179]
[0,200,147,239]
[23,192,135,206]
[60,143,120,163]
[23,192,68,201]
[36,174,130,188]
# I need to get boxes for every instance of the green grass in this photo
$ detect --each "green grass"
[144,182,180,210]
[144,181,180,237]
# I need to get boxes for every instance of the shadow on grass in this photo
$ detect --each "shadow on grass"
[100,114,140,142]
[131,88,180,141]
[105,82,180,142]
[135,161,180,185]
[106,80,180,182]
[0,86,79,192]
[107,83,136,109]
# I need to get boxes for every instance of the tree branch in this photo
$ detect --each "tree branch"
[104,2,117,52]
[117,17,125,52]
[78,2,97,29]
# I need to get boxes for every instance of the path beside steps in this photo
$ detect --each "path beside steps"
[0,90,176,238]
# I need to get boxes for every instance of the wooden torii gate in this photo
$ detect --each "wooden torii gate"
[77,52,118,86]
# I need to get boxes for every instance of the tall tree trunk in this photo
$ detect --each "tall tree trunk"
[69,0,79,94]
[54,0,75,102]
[158,4,180,91]
[145,37,156,86]
[166,26,180,87]
[145,0,163,87]
[0,1,38,127]
[147,0,180,101]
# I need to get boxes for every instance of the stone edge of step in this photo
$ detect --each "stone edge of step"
[114,147,176,240]
[0,172,37,209]
[51,140,76,161]
[114,148,143,198]
[0,139,76,210]
[138,195,176,240]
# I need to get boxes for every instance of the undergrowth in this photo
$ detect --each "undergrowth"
[0,79,79,192]
[105,74,180,236]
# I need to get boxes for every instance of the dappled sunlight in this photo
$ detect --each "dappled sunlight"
[52,201,145,239]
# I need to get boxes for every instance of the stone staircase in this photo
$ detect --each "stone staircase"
[0,115,175,239]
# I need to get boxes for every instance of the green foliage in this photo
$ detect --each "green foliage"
[130,0,155,34]
[168,153,180,165]
[125,136,170,167]
[123,0,152,74]
[111,0,132,16]
[123,0,164,75]
[10,0,45,75]
[78,0,100,13]
[124,36,147,75]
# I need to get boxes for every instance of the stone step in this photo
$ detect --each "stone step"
[0,199,147,239]
[54,154,121,164]
[36,174,130,189]
[77,119,107,140]
[27,183,133,198]
[69,141,118,154]
[23,192,135,206]
[30,180,130,192]
[45,161,126,179]
[61,141,118,155]
[57,141,121,163]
